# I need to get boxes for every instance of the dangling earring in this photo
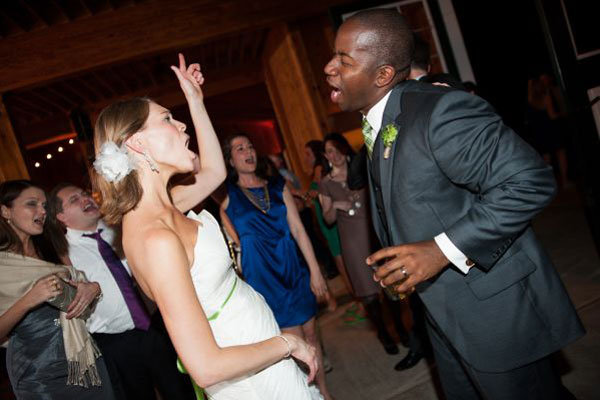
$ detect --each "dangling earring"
[143,151,159,173]
[328,161,333,168]
[346,155,351,163]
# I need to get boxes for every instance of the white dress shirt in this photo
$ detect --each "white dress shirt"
[363,91,472,274]
[66,220,135,333]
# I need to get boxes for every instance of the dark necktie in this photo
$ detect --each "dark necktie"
[362,118,374,158]
[83,229,151,331]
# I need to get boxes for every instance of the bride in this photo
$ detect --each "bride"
[91,54,323,399]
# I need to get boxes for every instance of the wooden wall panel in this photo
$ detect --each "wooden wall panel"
[263,23,328,187]
[0,96,29,181]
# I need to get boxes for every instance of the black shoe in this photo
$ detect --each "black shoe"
[394,350,423,370]
[378,333,399,355]
[398,332,410,348]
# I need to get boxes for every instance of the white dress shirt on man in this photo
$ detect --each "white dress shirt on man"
[363,91,472,273]
[66,220,135,333]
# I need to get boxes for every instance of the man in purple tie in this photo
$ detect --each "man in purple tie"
[46,183,194,400]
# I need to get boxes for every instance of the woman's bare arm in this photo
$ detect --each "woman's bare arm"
[319,194,337,225]
[0,275,61,338]
[282,186,327,299]
[219,207,240,247]
[128,228,316,387]
[168,54,227,212]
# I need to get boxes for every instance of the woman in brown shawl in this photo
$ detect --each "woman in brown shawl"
[0,180,115,399]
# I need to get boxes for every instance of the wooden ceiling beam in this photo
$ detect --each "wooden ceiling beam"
[50,0,72,21]
[91,71,118,97]
[21,1,49,27]
[78,0,92,16]
[107,66,133,93]
[88,63,264,113]
[75,77,104,102]
[37,87,73,111]
[58,79,92,104]
[1,3,36,32]
[27,88,69,113]
[14,112,74,146]
[7,93,55,118]
[138,62,158,87]
[7,104,40,122]
[0,0,349,92]
[45,85,78,109]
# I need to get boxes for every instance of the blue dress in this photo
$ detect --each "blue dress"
[226,177,317,328]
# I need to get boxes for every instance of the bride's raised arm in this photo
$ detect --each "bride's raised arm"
[169,53,227,212]
[129,227,317,387]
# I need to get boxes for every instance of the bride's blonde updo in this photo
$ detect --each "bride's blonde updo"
[92,97,152,225]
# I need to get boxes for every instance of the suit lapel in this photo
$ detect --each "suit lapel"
[377,83,406,212]
[366,155,389,246]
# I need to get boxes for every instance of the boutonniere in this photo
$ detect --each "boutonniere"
[382,123,399,159]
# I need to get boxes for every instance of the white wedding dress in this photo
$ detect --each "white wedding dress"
[187,210,323,400]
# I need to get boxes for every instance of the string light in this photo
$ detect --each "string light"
[58,146,64,152]
[69,139,74,144]
[34,162,40,168]
[46,154,52,159]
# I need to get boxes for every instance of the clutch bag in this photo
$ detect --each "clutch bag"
[46,279,78,312]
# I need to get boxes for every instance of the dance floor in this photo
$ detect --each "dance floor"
[320,186,600,400]
[1,186,598,399]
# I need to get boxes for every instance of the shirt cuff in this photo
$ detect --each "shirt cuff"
[434,233,472,274]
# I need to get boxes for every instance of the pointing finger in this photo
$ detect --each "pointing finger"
[170,65,184,81]
[178,53,186,71]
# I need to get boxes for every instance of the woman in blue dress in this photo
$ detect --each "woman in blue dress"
[218,134,333,400]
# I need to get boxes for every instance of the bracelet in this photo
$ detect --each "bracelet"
[94,283,103,302]
[276,335,291,358]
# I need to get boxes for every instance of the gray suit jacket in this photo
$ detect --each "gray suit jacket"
[367,80,584,372]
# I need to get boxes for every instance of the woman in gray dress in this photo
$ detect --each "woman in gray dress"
[0,180,115,399]
[318,134,405,355]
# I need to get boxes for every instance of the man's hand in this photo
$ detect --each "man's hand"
[66,281,100,319]
[366,240,449,295]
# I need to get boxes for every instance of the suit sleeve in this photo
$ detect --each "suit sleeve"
[428,91,557,269]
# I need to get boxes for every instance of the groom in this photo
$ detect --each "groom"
[325,9,584,399]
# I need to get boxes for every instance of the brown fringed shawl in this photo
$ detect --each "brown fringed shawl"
[0,251,102,387]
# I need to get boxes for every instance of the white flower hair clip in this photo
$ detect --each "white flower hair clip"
[93,141,135,183]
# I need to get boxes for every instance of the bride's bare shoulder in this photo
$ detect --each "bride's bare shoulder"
[123,217,183,263]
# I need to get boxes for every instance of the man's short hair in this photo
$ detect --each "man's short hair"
[45,182,76,258]
[411,35,431,71]
[347,8,414,78]
[47,182,75,224]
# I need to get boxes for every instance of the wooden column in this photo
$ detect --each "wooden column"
[263,23,329,186]
[0,95,29,181]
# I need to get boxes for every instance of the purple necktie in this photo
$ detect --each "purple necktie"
[83,229,151,331]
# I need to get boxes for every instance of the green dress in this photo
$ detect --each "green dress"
[310,181,341,257]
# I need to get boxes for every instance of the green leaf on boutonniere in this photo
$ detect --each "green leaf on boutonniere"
[382,123,398,159]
